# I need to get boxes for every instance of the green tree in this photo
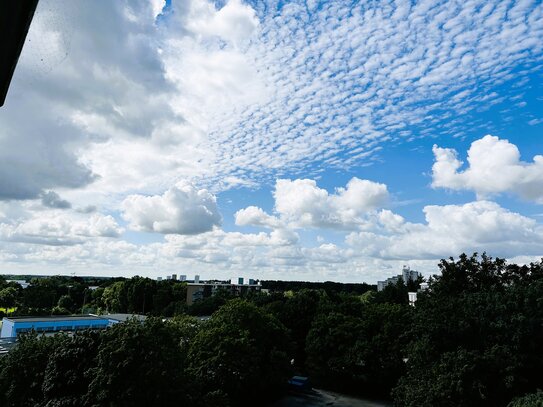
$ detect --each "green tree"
[189,299,292,406]
[0,286,17,308]
[87,318,195,406]
[101,281,126,313]
[393,254,543,407]
[0,333,64,406]
[270,289,326,370]
[41,331,102,406]
[306,302,411,396]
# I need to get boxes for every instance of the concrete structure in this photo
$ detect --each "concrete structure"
[408,281,430,307]
[194,275,200,284]
[377,266,421,291]
[186,281,261,306]
[172,274,177,281]
[0,315,110,338]
[180,275,186,282]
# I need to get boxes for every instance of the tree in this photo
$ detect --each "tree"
[87,318,196,406]
[269,289,326,370]
[101,281,126,313]
[306,302,412,396]
[188,299,292,406]
[0,287,17,308]
[393,254,543,406]
[41,331,102,406]
[0,333,64,406]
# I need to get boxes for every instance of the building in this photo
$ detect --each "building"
[402,266,420,285]
[0,313,147,339]
[408,281,429,307]
[6,279,30,289]
[0,315,110,338]
[186,281,261,306]
[377,266,421,291]
[172,274,177,280]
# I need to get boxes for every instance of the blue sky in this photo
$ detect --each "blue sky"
[0,0,541,282]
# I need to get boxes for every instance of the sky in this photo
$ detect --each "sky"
[0,0,542,283]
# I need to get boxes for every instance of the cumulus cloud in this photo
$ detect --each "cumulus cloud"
[121,183,222,234]
[273,177,388,229]
[235,206,281,228]
[185,0,259,47]
[0,211,122,246]
[432,135,543,202]
[347,201,543,260]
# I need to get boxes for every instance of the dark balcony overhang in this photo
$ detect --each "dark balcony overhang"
[0,0,39,106]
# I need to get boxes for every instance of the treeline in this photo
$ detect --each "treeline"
[1,254,543,406]
[0,301,291,407]
[0,276,187,317]
[261,279,374,295]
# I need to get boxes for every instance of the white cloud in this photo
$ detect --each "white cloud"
[273,177,388,229]
[0,209,122,246]
[121,183,222,234]
[432,135,543,202]
[185,0,259,47]
[347,201,543,260]
[235,206,281,228]
[150,0,166,19]
[3,0,542,202]
[0,0,542,282]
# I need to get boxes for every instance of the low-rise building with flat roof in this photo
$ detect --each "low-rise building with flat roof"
[0,315,110,338]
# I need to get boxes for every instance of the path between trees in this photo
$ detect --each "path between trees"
[270,389,392,407]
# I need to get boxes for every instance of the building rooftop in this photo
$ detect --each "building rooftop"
[4,315,107,323]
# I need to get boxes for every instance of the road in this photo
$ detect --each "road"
[270,389,392,407]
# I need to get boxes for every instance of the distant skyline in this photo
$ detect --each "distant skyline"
[0,0,542,282]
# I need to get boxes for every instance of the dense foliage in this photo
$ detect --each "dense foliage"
[1,254,542,406]
[0,275,187,317]
[393,254,543,406]
[0,306,288,406]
